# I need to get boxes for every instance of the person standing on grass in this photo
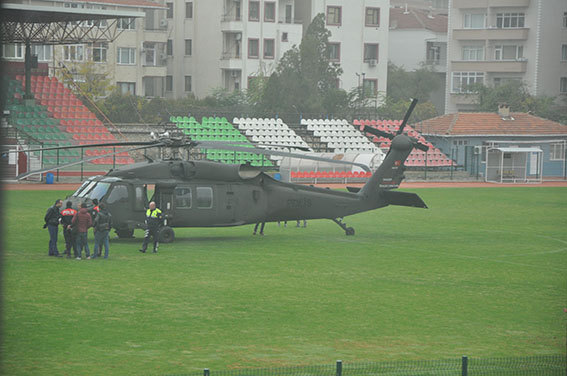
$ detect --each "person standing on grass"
[92,203,112,259]
[60,201,77,259]
[139,201,163,253]
[72,202,92,260]
[44,199,63,257]
[253,222,265,235]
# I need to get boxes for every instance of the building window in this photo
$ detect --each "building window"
[282,32,288,42]
[494,45,523,60]
[166,2,173,18]
[185,75,192,92]
[166,39,173,56]
[186,2,193,19]
[31,45,52,62]
[496,13,525,28]
[363,43,379,62]
[363,79,378,96]
[326,6,341,26]
[185,39,192,56]
[1,43,24,59]
[144,42,156,66]
[117,47,135,65]
[561,77,567,94]
[427,42,441,64]
[249,1,259,21]
[562,45,567,61]
[117,82,135,95]
[463,13,485,29]
[248,38,259,58]
[550,143,565,160]
[462,46,484,61]
[452,72,484,93]
[493,77,521,87]
[328,42,340,62]
[64,44,85,61]
[92,42,108,62]
[117,17,135,30]
[263,39,275,59]
[365,7,380,27]
[564,12,567,28]
[264,2,275,22]
[166,75,173,92]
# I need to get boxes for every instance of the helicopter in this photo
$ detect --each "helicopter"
[12,99,429,242]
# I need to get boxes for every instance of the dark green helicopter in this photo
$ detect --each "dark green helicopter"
[14,100,428,242]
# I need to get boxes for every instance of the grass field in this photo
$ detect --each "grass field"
[1,187,566,375]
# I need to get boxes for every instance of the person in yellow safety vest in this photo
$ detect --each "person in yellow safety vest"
[139,201,163,253]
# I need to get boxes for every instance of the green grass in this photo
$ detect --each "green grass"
[1,188,566,375]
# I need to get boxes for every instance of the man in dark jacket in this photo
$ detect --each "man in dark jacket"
[60,201,77,258]
[72,202,93,260]
[92,203,112,259]
[44,199,63,257]
[139,201,163,253]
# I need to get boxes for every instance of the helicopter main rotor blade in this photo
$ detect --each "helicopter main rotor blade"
[397,98,418,135]
[193,141,371,172]
[6,141,161,154]
[15,144,164,181]
[362,126,394,140]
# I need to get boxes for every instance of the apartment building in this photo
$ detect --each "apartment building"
[0,0,168,97]
[445,0,567,113]
[164,1,303,99]
[296,0,389,100]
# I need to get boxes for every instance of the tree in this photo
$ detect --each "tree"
[59,60,114,114]
[387,62,443,104]
[261,13,346,114]
[471,81,565,123]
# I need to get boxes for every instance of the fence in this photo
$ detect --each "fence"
[164,355,566,376]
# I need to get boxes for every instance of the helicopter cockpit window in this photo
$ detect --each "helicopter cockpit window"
[106,184,129,204]
[175,187,192,209]
[73,180,92,197]
[87,182,111,201]
[196,187,213,209]
[75,181,97,198]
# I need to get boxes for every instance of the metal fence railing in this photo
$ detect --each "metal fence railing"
[163,355,566,376]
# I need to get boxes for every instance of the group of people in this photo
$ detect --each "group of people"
[44,199,164,259]
[44,198,113,259]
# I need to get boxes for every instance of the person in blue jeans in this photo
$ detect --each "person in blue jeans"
[44,199,63,257]
[72,202,92,260]
[92,203,112,259]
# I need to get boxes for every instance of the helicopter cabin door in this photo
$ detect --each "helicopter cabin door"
[156,186,174,227]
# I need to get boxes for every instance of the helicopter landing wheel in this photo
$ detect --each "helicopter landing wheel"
[345,227,355,236]
[159,226,175,243]
[115,228,134,238]
[331,218,356,236]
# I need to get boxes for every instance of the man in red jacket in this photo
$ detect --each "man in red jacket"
[72,202,92,260]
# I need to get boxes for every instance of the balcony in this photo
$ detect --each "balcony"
[453,0,530,8]
[221,15,243,31]
[453,28,528,40]
[452,60,527,73]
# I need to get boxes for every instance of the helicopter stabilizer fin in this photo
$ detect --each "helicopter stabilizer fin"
[381,191,428,209]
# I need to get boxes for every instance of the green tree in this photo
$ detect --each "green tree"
[471,81,565,123]
[261,13,345,114]
[387,62,443,104]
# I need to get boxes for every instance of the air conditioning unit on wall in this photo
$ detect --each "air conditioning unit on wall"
[367,59,377,67]
[159,19,168,28]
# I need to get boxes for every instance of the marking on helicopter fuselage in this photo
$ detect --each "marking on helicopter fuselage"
[286,198,312,208]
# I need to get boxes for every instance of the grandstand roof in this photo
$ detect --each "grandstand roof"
[0,2,151,44]
[415,112,567,137]
[389,7,447,33]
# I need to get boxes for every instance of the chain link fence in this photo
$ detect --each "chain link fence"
[163,355,566,376]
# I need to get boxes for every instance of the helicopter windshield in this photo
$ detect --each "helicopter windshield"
[73,180,93,197]
[74,181,111,200]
